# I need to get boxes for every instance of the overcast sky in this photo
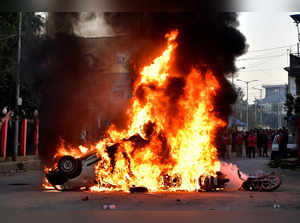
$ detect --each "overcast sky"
[235,12,299,103]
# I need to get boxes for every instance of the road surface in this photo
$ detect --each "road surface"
[0,158,300,223]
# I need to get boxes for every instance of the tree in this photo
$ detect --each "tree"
[0,12,44,116]
[284,93,295,118]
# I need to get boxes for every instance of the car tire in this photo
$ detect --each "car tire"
[58,156,82,179]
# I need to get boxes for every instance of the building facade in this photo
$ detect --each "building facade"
[258,85,287,129]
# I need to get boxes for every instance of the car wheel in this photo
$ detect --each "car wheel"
[58,156,82,179]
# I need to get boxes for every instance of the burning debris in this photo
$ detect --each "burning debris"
[40,12,249,192]
[198,172,229,192]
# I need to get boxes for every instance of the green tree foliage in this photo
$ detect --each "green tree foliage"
[0,12,44,116]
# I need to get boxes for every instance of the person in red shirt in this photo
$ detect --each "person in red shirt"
[236,132,244,158]
[247,131,257,158]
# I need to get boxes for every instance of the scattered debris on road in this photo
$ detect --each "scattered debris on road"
[129,186,148,193]
[82,196,89,201]
[103,204,117,209]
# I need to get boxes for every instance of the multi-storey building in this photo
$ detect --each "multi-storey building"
[258,85,287,129]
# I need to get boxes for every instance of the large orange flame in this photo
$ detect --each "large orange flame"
[47,29,226,192]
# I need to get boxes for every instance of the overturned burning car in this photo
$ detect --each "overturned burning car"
[45,152,100,191]
[45,153,230,192]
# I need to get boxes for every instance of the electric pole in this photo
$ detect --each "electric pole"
[13,12,22,161]
[252,87,264,125]
[236,79,258,130]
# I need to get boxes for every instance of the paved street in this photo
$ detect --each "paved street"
[0,158,300,222]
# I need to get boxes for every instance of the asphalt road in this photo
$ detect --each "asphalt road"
[1,158,300,223]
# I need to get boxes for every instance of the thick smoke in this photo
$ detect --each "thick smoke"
[37,12,247,165]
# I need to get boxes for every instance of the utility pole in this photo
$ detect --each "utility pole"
[252,87,264,125]
[13,12,22,161]
[236,79,258,130]
[297,22,300,56]
[231,67,246,86]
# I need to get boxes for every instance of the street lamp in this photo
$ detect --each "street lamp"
[232,67,246,85]
[13,12,22,161]
[236,79,258,130]
[290,14,300,55]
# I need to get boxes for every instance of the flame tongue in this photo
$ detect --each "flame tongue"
[91,29,226,192]
[50,29,226,192]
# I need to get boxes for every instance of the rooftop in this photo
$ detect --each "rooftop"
[262,84,286,89]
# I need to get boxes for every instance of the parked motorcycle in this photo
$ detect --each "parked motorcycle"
[238,170,281,192]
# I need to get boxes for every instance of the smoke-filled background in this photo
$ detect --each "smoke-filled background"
[33,12,247,165]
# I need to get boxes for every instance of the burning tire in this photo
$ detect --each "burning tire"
[163,174,182,189]
[58,156,82,179]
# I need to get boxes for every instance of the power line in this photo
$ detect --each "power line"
[246,44,297,53]
[237,53,286,61]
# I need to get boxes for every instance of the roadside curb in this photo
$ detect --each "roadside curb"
[0,158,41,174]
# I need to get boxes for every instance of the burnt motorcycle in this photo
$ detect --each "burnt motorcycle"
[238,170,281,192]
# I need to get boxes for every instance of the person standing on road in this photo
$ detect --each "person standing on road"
[236,132,243,158]
[223,130,232,160]
[281,127,288,158]
[268,131,272,155]
[262,130,269,158]
[244,131,249,158]
[278,129,287,159]
[248,131,256,158]
[256,129,263,157]
[272,130,281,160]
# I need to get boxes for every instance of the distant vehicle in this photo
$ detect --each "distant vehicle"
[271,134,297,160]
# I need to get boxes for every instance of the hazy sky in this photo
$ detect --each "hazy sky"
[235,12,299,103]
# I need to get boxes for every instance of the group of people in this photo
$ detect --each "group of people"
[217,128,289,160]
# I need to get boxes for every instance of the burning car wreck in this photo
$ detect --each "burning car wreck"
[45,152,231,192]
[45,142,282,192]
[40,13,260,193]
